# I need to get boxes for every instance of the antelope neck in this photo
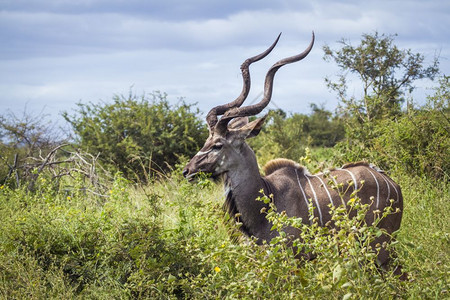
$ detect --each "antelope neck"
[223,144,270,239]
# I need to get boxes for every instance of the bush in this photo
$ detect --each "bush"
[0,172,204,298]
[249,106,344,167]
[63,92,208,182]
[146,170,406,299]
[374,76,449,179]
[335,76,449,179]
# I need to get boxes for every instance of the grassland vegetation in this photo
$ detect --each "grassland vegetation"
[0,32,448,298]
[0,156,448,298]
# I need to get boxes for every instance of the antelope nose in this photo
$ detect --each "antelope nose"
[182,168,189,178]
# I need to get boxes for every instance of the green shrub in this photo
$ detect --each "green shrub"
[249,106,344,167]
[373,76,449,179]
[0,173,195,298]
[63,91,208,182]
[335,76,449,179]
[394,173,450,299]
[142,175,405,299]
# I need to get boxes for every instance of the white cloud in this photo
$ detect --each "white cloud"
[0,0,448,122]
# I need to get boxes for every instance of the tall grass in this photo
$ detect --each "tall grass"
[395,174,449,298]
[0,163,448,298]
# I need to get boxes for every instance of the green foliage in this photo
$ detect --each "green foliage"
[336,76,449,179]
[1,165,448,298]
[250,188,402,299]
[0,172,205,298]
[324,31,446,179]
[249,106,344,167]
[395,173,450,298]
[63,91,208,182]
[307,104,345,147]
[324,31,439,122]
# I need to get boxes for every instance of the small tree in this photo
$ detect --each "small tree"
[324,32,440,167]
[63,92,208,182]
[323,32,439,123]
[0,109,62,154]
[0,109,65,187]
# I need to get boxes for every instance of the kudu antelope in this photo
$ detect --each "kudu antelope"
[183,32,403,269]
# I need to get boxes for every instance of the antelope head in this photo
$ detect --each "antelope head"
[183,32,315,181]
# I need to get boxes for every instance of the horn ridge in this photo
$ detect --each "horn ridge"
[206,33,282,130]
[215,31,315,131]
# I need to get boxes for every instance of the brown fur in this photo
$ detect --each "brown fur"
[263,158,306,175]
[341,161,370,169]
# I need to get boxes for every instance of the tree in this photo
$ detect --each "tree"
[63,92,208,182]
[323,32,439,122]
[0,109,65,187]
[0,109,62,154]
[304,104,345,147]
[249,105,344,167]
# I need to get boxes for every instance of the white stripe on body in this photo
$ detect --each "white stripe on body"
[378,173,391,204]
[330,175,346,206]
[294,169,312,224]
[305,174,323,225]
[383,175,399,203]
[340,169,358,190]
[368,165,399,203]
[391,180,399,203]
[313,175,335,207]
[366,168,380,208]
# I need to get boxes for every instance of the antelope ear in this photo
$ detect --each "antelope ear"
[232,115,267,139]
[228,117,249,130]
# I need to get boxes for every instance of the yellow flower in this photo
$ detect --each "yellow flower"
[67,196,71,200]
[316,272,326,281]
[0,185,4,190]
[214,266,221,273]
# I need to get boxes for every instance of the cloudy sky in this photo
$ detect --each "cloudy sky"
[1,0,448,122]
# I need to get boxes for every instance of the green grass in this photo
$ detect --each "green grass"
[395,174,450,298]
[0,166,448,299]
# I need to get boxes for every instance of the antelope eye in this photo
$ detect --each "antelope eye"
[212,143,223,150]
